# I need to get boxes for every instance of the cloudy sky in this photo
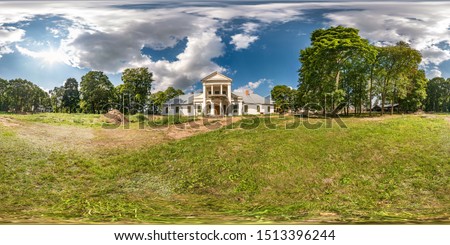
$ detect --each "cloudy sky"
[1,1,450,96]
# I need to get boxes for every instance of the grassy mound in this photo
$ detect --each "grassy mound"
[0,114,449,223]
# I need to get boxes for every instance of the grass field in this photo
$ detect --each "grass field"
[0,113,449,223]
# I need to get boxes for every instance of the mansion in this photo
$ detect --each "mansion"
[162,72,274,116]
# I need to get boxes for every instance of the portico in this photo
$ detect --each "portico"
[197,72,236,116]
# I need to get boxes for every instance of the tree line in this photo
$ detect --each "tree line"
[271,26,450,115]
[0,67,185,114]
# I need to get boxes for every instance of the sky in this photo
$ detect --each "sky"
[1,1,450,96]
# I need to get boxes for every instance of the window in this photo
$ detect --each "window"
[165,107,168,114]
[188,106,191,113]
[197,105,202,113]
[244,105,248,113]
[257,105,260,113]
[268,106,271,113]
[175,106,180,114]
[208,91,211,94]
[233,104,238,113]
[214,90,220,94]
[222,90,227,95]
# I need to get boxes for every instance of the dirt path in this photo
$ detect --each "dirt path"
[0,116,241,152]
[164,116,241,139]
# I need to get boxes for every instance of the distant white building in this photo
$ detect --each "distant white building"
[162,71,274,116]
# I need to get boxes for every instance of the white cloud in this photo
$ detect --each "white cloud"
[2,1,450,89]
[16,45,68,65]
[230,34,259,50]
[421,45,450,65]
[0,26,25,57]
[148,30,225,91]
[0,1,305,89]
[233,78,271,93]
[426,68,442,79]
[242,22,259,33]
[323,3,450,67]
[230,22,261,50]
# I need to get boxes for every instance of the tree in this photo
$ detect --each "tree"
[121,67,153,112]
[80,71,115,113]
[271,85,296,113]
[164,86,184,100]
[398,70,428,112]
[149,86,184,114]
[62,78,80,113]
[4,79,49,113]
[373,41,422,115]
[49,86,65,112]
[298,26,377,114]
[0,78,8,111]
[149,91,167,114]
[425,77,450,112]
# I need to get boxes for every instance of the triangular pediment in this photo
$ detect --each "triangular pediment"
[201,71,232,83]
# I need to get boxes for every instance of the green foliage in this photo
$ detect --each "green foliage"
[298,26,377,114]
[80,71,115,113]
[49,86,65,112]
[373,41,422,115]
[0,78,50,113]
[62,78,80,113]
[0,78,8,111]
[398,70,428,112]
[120,67,154,113]
[425,77,450,112]
[298,27,425,115]
[271,85,297,113]
[150,86,184,114]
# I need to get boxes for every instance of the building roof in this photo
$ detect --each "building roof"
[201,71,232,83]
[233,92,273,104]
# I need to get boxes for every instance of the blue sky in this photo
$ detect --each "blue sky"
[1,1,450,97]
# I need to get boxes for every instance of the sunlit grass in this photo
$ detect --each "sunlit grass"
[0,114,449,223]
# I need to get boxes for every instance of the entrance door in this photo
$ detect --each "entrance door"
[214,104,220,115]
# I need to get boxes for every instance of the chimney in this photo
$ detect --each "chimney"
[245,90,250,96]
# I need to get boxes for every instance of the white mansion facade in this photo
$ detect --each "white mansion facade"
[162,72,274,116]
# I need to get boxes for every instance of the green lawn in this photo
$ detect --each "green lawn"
[0,112,197,129]
[0,114,449,223]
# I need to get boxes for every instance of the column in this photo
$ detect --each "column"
[238,101,242,116]
[220,84,223,95]
[228,84,232,116]
[227,84,231,102]
[211,101,215,116]
[220,101,223,116]
[211,85,214,95]
[202,84,206,115]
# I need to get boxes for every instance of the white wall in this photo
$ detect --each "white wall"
[162,105,197,116]
[242,104,273,115]
[163,104,274,115]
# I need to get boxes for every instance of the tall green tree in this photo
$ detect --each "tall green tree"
[150,86,184,114]
[425,77,450,112]
[62,78,80,113]
[4,79,49,113]
[164,86,184,100]
[80,71,115,113]
[398,70,428,112]
[373,41,422,115]
[298,26,377,114]
[121,67,153,112]
[0,78,8,111]
[49,86,65,112]
[271,85,296,113]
